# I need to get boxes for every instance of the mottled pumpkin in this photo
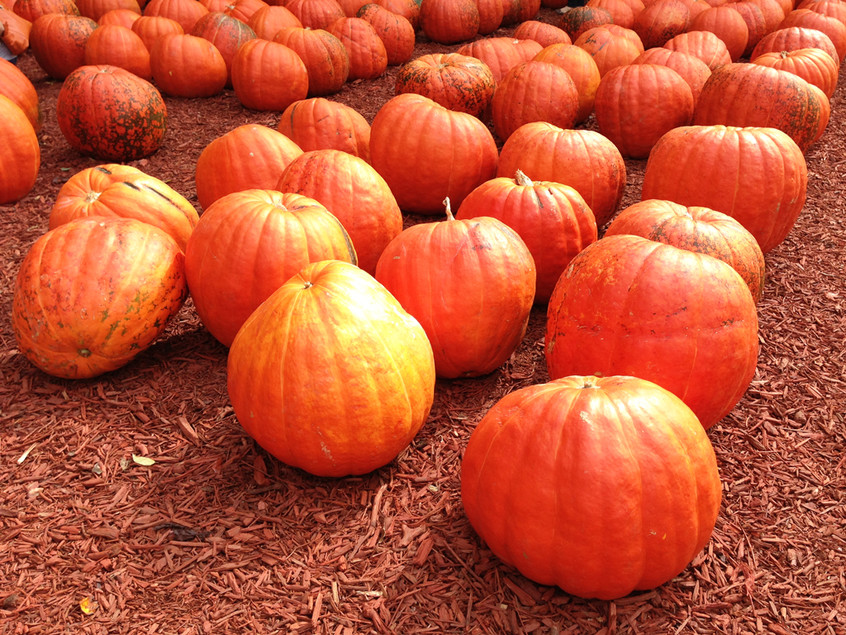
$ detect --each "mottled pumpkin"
[514,19,572,47]
[461,374,722,600]
[559,5,613,40]
[29,13,99,80]
[356,3,415,65]
[185,190,357,347]
[641,125,807,253]
[573,24,643,76]
[12,216,187,379]
[456,170,597,304]
[49,163,199,252]
[369,92,498,215]
[191,11,256,84]
[227,259,436,477]
[375,203,536,378]
[751,47,839,97]
[276,148,403,274]
[13,0,78,22]
[56,64,167,162]
[605,199,766,302]
[395,52,496,118]
[545,235,759,429]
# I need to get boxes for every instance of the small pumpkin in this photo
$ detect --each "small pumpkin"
[282,0,345,29]
[190,10,257,85]
[56,64,167,162]
[142,0,209,32]
[457,36,543,82]
[461,374,722,600]
[131,15,184,52]
[231,39,309,111]
[247,4,302,39]
[277,97,371,162]
[83,23,151,80]
[12,216,188,379]
[273,26,350,96]
[356,3,415,65]
[227,259,436,478]
[326,16,388,80]
[663,29,733,70]
[574,24,643,76]
[514,20,572,47]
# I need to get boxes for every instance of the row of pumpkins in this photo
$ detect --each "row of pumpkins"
[4,0,837,603]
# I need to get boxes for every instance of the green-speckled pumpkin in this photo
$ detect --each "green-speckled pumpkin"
[56,64,167,161]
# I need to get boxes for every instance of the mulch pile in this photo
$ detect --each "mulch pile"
[1,9,845,634]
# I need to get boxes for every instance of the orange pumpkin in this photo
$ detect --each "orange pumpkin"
[420,0,479,44]
[273,26,350,96]
[184,190,357,347]
[150,32,228,98]
[282,0,345,29]
[457,36,543,82]
[533,43,601,123]
[49,163,199,252]
[633,0,691,48]
[84,24,151,80]
[231,39,309,111]
[143,0,209,32]
[326,16,388,80]
[356,2,415,65]
[131,15,184,52]
[751,26,839,65]
[574,24,643,76]
[12,217,187,379]
[689,5,749,61]
[375,202,537,378]
[191,11,257,84]
[29,13,98,79]
[0,94,39,205]
[278,97,371,162]
[514,20,572,47]
[246,4,302,39]
[663,28,732,70]
[631,47,711,102]
[227,259,436,477]
[751,47,839,97]
[0,57,42,132]
[76,0,141,20]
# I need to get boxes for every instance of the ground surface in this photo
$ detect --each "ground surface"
[1,10,845,635]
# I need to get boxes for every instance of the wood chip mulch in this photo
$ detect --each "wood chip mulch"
[1,11,845,634]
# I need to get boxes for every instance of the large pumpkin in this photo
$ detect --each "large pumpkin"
[184,190,357,347]
[29,13,98,80]
[641,125,808,253]
[0,58,42,133]
[277,97,371,162]
[455,170,597,304]
[0,94,40,205]
[227,259,436,477]
[49,163,199,252]
[604,199,766,302]
[497,122,626,227]
[56,64,167,162]
[461,374,722,600]
[12,217,187,379]
[545,235,759,429]
[369,93,498,215]
[374,202,536,378]
[276,148,403,274]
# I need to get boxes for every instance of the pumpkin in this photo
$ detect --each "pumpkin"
[150,32,227,98]
[419,0,479,44]
[375,0,420,29]
[594,63,694,159]
[0,94,39,205]
[513,20,572,47]
[726,0,767,57]
[231,39,309,111]
[83,24,152,80]
[394,52,496,118]
[191,11,257,84]
[573,24,643,76]
[278,97,371,162]
[76,0,141,20]
[751,47,839,97]
[375,200,536,378]
[338,0,369,16]
[282,0,345,29]
[498,122,626,227]
[356,3,415,65]
[195,123,303,210]
[13,0,78,22]
[641,125,808,253]
[748,0,788,34]
[0,4,33,55]
[460,374,722,600]
[0,57,42,132]
[663,29,732,70]
[99,7,142,27]
[326,16,388,80]
[273,26,350,96]
[221,0,265,22]
[586,0,645,29]
[12,216,188,379]
[475,0,504,34]
[456,170,597,304]
[693,62,826,152]
[276,148,403,274]
[247,4,302,39]
[490,60,580,143]
[227,259,436,477]
[532,43,601,123]
[689,5,749,61]
[56,64,167,162]
[798,0,846,24]
[631,47,711,102]
[131,15,184,52]
[29,13,98,80]
[751,26,839,65]
[49,163,199,252]
[184,190,357,347]
[457,37,543,82]
[369,92,498,215]
[559,5,613,40]
[604,199,765,302]
[633,0,691,48]
[545,235,759,429]
[142,0,209,32]
[778,8,846,61]
[501,0,540,24]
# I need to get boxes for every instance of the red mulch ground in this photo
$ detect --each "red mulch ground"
[2,10,846,634]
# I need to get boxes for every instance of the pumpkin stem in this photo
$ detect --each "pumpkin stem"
[443,197,455,221]
[515,169,533,187]
[302,281,314,290]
